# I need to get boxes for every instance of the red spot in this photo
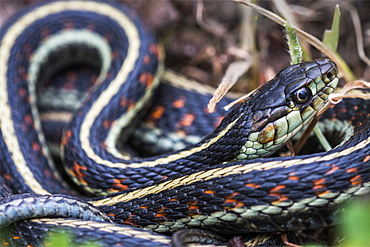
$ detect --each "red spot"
[4,174,11,181]
[86,24,96,30]
[149,43,160,57]
[32,142,40,151]
[214,116,224,128]
[111,50,119,59]
[24,114,33,125]
[41,27,50,41]
[64,21,74,30]
[104,33,113,42]
[143,55,150,65]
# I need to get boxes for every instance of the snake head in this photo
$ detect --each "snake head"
[234,59,339,160]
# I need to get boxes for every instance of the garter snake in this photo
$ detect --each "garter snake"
[0,1,370,246]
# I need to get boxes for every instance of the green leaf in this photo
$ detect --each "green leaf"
[284,21,302,65]
[323,4,341,52]
[339,199,370,246]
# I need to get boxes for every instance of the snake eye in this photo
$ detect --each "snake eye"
[293,87,312,104]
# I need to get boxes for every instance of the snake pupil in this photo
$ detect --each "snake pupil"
[293,87,311,104]
[326,72,333,80]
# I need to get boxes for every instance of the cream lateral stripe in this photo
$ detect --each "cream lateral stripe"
[0,1,127,194]
[93,116,240,169]
[31,219,171,243]
[78,2,140,166]
[91,136,370,206]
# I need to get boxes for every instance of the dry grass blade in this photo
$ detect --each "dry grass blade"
[207,60,252,112]
[233,0,356,82]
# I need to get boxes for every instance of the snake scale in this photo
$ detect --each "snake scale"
[0,1,370,246]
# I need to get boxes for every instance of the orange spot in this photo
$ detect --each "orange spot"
[111,178,129,190]
[271,196,289,205]
[61,130,72,146]
[170,198,179,202]
[189,205,199,210]
[103,120,110,128]
[288,176,299,181]
[246,183,260,188]
[69,162,88,185]
[12,236,20,240]
[346,168,358,173]
[363,156,370,162]
[313,185,325,190]
[351,175,362,185]
[123,214,137,226]
[204,190,215,194]
[139,72,153,87]
[107,213,115,217]
[155,207,168,217]
[177,114,195,128]
[172,98,186,108]
[313,178,326,190]
[270,185,285,193]
[314,178,325,185]
[224,192,244,207]
[150,106,165,119]
[318,191,332,197]
[5,174,11,181]
[325,165,340,175]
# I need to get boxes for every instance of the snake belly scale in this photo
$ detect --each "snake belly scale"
[0,0,370,246]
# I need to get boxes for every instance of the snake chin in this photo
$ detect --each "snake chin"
[274,119,354,156]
